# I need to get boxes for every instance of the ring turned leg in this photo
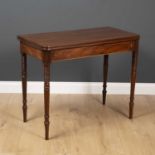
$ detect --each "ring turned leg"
[102,55,109,105]
[21,53,27,122]
[129,41,139,119]
[43,59,50,140]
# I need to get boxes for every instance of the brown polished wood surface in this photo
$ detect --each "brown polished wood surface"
[18,27,139,51]
[18,27,140,140]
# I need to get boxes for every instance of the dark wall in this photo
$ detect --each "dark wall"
[0,0,154,82]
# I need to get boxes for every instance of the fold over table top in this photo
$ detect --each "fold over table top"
[18,27,139,51]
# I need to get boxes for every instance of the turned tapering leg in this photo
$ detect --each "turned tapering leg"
[43,58,50,140]
[129,41,139,119]
[21,53,27,122]
[103,55,109,105]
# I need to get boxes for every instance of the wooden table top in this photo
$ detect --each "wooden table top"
[18,27,139,51]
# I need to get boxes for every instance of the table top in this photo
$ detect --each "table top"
[18,27,139,51]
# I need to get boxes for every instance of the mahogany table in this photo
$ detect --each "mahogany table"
[18,27,140,140]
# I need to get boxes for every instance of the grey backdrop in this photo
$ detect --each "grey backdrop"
[0,0,154,82]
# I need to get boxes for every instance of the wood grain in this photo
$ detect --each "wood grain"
[20,43,43,61]
[18,27,139,51]
[0,94,155,155]
[51,41,133,62]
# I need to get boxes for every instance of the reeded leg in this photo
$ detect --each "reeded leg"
[129,41,139,119]
[21,53,27,122]
[43,60,50,140]
[102,55,109,105]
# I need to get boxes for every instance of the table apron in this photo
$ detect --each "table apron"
[51,41,134,61]
[20,40,135,62]
[20,44,43,61]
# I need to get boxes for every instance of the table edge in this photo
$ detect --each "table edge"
[17,35,140,52]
